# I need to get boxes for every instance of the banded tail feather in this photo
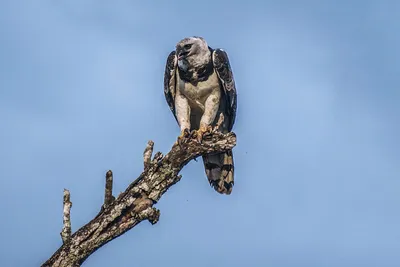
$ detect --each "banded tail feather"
[202,150,234,195]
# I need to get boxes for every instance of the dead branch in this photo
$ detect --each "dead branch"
[103,170,114,207]
[42,130,236,267]
[143,140,154,169]
[60,189,72,244]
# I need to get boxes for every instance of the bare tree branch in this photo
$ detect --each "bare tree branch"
[103,170,114,208]
[60,189,72,244]
[42,130,237,267]
[143,140,154,169]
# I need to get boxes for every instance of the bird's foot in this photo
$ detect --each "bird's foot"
[195,125,212,143]
[175,128,190,146]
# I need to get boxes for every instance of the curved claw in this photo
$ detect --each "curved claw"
[175,128,190,146]
[196,125,212,143]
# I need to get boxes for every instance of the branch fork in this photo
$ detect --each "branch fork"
[43,130,236,267]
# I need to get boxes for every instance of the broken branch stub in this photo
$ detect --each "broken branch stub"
[103,170,114,207]
[42,131,236,267]
[60,189,72,244]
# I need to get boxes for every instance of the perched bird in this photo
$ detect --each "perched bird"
[163,36,237,194]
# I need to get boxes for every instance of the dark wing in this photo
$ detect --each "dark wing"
[212,49,237,131]
[164,50,178,122]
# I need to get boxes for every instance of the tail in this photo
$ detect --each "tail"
[202,150,234,195]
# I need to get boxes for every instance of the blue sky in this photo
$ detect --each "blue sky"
[1,1,399,266]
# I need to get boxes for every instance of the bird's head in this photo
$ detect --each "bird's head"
[175,36,211,68]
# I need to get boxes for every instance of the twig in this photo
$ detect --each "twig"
[43,131,236,267]
[152,151,163,162]
[60,189,72,244]
[104,170,114,207]
[143,140,154,169]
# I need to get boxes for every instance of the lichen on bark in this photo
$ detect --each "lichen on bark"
[42,130,236,267]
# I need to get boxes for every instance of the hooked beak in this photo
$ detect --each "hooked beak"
[178,50,189,60]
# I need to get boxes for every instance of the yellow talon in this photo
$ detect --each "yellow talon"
[196,125,212,143]
[175,128,190,146]
[178,129,188,139]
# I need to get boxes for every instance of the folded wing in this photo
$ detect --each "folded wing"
[163,50,178,122]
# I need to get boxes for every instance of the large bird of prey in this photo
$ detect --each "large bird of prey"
[163,36,237,195]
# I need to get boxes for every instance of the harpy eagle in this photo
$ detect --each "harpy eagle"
[163,36,237,194]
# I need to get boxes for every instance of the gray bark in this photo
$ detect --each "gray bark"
[42,131,237,267]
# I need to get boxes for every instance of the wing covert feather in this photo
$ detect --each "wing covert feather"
[164,51,178,121]
[212,49,237,131]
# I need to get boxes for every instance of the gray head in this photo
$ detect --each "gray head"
[175,36,211,69]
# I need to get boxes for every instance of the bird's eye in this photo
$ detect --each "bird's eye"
[184,44,192,49]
